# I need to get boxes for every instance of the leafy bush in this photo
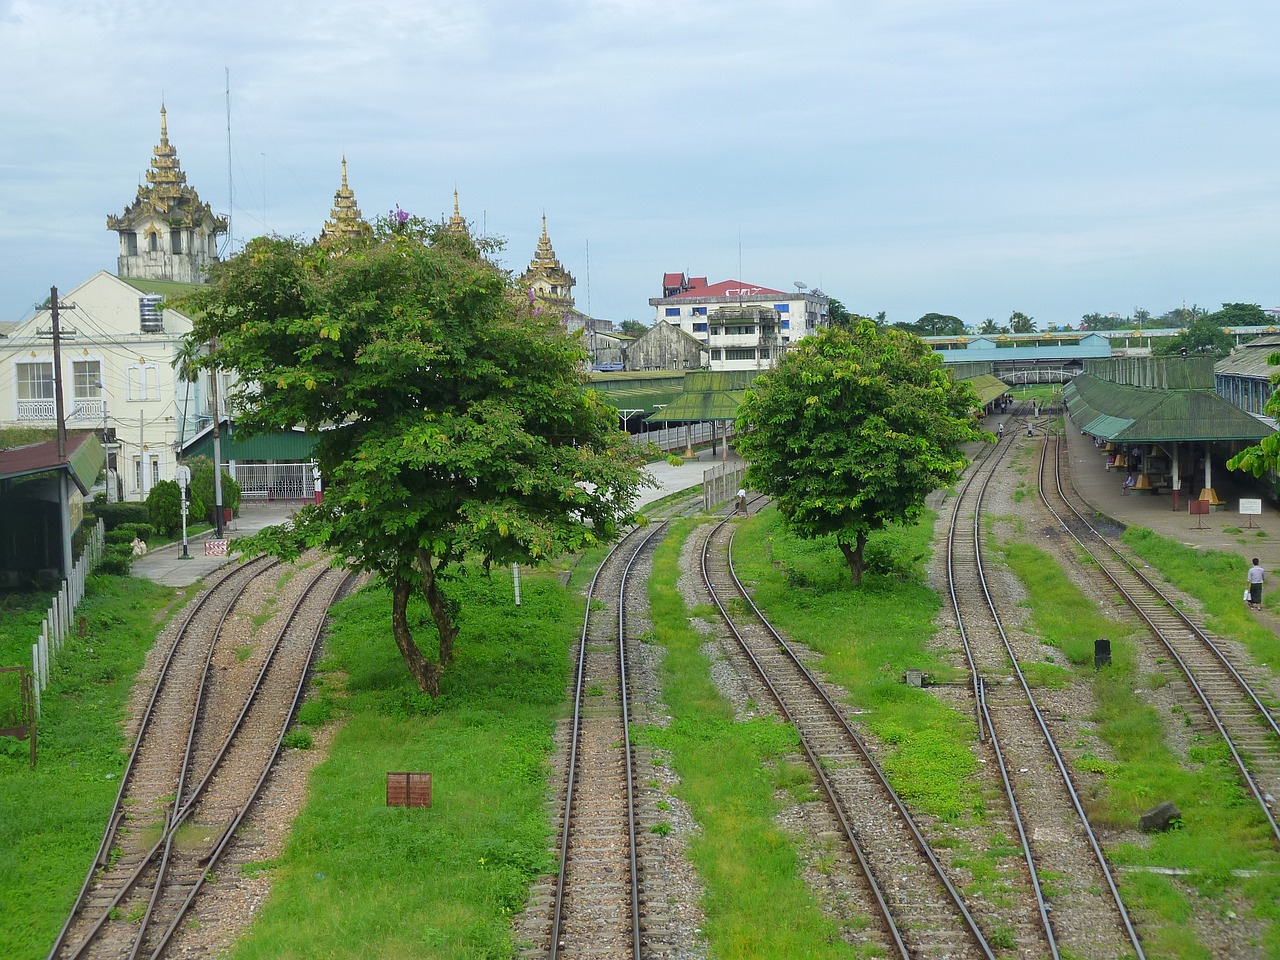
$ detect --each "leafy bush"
[94,545,134,575]
[90,501,149,531]
[146,480,183,537]
[104,523,156,545]
[184,456,241,524]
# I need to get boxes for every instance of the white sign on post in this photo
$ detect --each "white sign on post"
[1240,499,1263,516]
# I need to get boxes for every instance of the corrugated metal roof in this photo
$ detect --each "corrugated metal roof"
[1063,374,1273,442]
[0,431,102,493]
[642,370,759,423]
[961,373,1009,405]
[1214,336,1280,380]
[184,427,317,462]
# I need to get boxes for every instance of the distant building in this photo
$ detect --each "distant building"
[624,320,708,372]
[648,273,829,371]
[106,105,226,284]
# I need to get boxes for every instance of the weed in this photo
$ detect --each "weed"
[650,821,672,837]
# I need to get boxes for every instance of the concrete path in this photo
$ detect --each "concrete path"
[131,446,737,588]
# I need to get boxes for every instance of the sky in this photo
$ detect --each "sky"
[2,0,1278,330]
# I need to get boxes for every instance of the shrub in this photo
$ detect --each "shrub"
[105,523,156,545]
[94,545,134,575]
[184,456,242,524]
[146,480,183,537]
[91,501,149,531]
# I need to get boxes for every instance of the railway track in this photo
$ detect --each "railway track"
[701,502,997,959]
[1041,433,1280,848]
[48,553,348,960]
[946,411,1145,959]
[518,510,681,960]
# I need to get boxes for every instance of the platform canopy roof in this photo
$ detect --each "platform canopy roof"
[960,373,1009,407]
[0,431,102,494]
[1063,374,1273,443]
[643,370,759,424]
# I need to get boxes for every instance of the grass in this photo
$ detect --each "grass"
[637,517,871,958]
[223,566,578,960]
[999,539,1280,958]
[1121,527,1280,672]
[0,574,179,960]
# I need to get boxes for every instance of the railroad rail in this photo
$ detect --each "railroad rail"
[946,413,1146,959]
[49,554,348,960]
[702,504,997,959]
[1042,433,1280,848]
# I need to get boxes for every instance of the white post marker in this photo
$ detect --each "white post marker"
[512,562,521,607]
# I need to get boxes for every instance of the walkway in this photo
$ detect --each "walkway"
[131,447,732,588]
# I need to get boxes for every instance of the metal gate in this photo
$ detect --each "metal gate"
[232,462,315,501]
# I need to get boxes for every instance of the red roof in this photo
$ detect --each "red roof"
[663,272,686,287]
[670,279,786,300]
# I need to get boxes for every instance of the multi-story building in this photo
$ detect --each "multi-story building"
[648,273,829,371]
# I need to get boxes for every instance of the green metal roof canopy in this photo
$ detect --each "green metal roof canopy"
[643,370,758,423]
[1063,374,1272,443]
[960,373,1010,407]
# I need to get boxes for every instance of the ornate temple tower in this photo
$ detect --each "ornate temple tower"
[518,215,576,311]
[445,189,470,239]
[319,157,372,243]
[107,105,227,283]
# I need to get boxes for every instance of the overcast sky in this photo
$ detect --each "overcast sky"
[2,0,1277,329]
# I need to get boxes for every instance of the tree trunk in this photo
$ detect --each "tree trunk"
[418,549,460,668]
[837,531,868,585]
[390,575,443,696]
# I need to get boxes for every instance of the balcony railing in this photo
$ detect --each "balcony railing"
[16,398,107,422]
[16,399,56,421]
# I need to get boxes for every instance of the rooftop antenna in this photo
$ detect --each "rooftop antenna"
[585,238,592,318]
[794,281,807,294]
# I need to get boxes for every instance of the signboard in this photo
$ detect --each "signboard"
[204,539,229,557]
[1188,500,1210,516]
[386,772,432,808]
[1240,499,1263,516]
[176,464,192,488]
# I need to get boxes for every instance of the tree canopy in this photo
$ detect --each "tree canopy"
[735,320,983,584]
[180,222,647,696]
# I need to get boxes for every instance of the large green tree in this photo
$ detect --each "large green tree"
[181,223,647,696]
[735,320,983,584]
[1008,311,1035,334]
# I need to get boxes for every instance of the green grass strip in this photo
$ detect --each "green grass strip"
[639,518,872,959]
[0,574,178,960]
[1000,538,1280,959]
[226,568,575,960]
[731,509,984,823]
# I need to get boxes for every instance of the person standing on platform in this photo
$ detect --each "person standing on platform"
[998,422,1004,438]
[1247,558,1265,610]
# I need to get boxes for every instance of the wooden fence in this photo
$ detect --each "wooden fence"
[31,519,105,718]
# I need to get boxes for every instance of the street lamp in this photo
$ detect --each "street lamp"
[94,381,111,503]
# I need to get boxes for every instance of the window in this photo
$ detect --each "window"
[127,364,160,401]
[725,348,756,361]
[148,232,158,253]
[692,306,708,316]
[774,304,790,313]
[665,307,681,317]
[126,232,139,256]
[17,362,54,400]
[171,229,183,254]
[693,322,708,333]
[72,361,102,399]
[711,349,723,361]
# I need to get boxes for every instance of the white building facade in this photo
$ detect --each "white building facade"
[0,271,214,501]
[648,274,829,371]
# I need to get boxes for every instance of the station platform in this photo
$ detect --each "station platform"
[1024,407,1280,572]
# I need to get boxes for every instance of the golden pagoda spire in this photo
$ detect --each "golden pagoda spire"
[519,212,575,309]
[320,156,372,242]
[446,187,470,238]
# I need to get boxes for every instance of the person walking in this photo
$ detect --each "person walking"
[1247,558,1265,610]
[998,422,1004,438]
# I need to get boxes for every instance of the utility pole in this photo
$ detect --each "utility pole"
[38,287,76,579]
[209,350,224,538]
